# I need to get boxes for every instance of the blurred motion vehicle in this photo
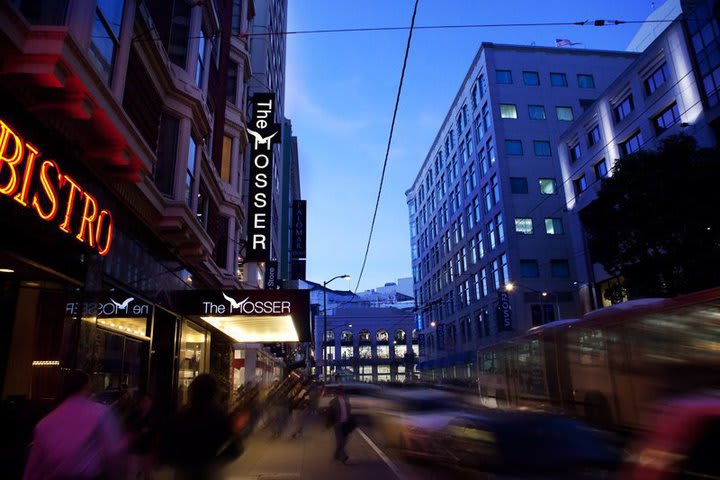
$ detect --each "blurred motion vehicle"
[374,388,461,450]
[477,287,720,436]
[624,392,720,480]
[317,382,389,424]
[442,411,620,476]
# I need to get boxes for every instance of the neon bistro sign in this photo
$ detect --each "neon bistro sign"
[0,119,113,255]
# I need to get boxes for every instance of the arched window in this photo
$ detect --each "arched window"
[325,330,335,342]
[394,329,406,343]
[359,329,371,343]
[412,328,418,340]
[376,329,389,343]
[341,330,353,343]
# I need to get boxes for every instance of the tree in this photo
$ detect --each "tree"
[580,135,720,298]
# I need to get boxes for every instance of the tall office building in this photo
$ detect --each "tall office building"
[406,43,638,380]
[559,0,720,311]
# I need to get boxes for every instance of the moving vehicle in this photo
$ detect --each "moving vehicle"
[317,382,389,424]
[477,287,720,435]
[624,392,720,480]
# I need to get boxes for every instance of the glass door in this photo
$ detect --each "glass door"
[92,330,149,404]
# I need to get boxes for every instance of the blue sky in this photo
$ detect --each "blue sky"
[285,0,667,292]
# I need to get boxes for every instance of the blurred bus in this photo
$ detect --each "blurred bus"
[477,288,720,436]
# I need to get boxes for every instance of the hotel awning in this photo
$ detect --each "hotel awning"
[172,289,311,343]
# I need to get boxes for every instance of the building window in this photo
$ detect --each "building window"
[501,254,510,286]
[500,104,518,119]
[466,132,474,156]
[545,218,564,235]
[573,175,588,194]
[487,138,496,164]
[620,131,643,157]
[588,124,601,146]
[88,0,125,84]
[479,74,488,97]
[556,106,574,121]
[186,137,197,206]
[653,103,681,133]
[510,177,528,194]
[594,159,608,179]
[613,95,634,123]
[169,0,192,68]
[550,72,568,87]
[569,142,581,162]
[645,62,670,95]
[155,112,180,196]
[515,217,533,234]
[528,105,546,120]
[227,61,238,104]
[520,260,540,277]
[539,178,556,195]
[231,0,243,33]
[491,175,500,204]
[551,259,570,277]
[488,221,496,250]
[496,213,504,243]
[577,74,595,88]
[196,30,208,88]
[505,139,523,155]
[534,140,552,157]
[496,69,512,84]
[523,71,540,86]
[483,184,492,212]
[221,136,232,183]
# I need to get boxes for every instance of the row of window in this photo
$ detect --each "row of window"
[519,259,571,278]
[500,104,575,121]
[514,217,564,236]
[496,70,596,88]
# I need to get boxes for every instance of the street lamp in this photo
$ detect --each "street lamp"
[323,274,351,380]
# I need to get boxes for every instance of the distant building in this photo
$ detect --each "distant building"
[406,42,638,381]
[559,1,719,311]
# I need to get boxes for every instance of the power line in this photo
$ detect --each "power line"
[353,0,420,295]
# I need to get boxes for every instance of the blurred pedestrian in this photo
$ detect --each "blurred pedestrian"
[327,386,355,463]
[22,370,127,480]
[161,374,241,480]
[127,391,155,479]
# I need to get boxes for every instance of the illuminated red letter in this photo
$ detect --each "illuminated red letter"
[13,142,39,207]
[59,175,82,234]
[0,120,24,196]
[31,160,60,221]
[95,210,113,256]
[76,191,98,246]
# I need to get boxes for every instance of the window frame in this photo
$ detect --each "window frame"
[556,106,574,121]
[523,71,541,86]
[496,69,513,84]
[550,72,568,87]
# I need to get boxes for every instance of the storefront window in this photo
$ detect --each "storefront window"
[178,321,208,406]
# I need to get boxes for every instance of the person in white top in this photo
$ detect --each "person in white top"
[23,370,127,480]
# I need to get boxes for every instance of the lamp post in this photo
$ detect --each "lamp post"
[323,274,351,380]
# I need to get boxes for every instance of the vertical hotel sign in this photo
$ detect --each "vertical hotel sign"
[0,119,113,255]
[246,93,281,262]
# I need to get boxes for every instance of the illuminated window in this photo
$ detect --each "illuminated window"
[620,131,643,157]
[545,218,564,235]
[515,217,534,234]
[644,63,669,95]
[613,95,634,123]
[539,178,557,194]
[556,106,574,121]
[594,159,608,179]
[500,104,518,119]
[588,125,601,146]
[196,30,208,88]
[221,136,233,183]
[569,142,581,162]
[653,103,681,133]
[573,175,588,194]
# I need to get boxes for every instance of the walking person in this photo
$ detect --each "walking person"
[23,370,128,480]
[327,386,355,463]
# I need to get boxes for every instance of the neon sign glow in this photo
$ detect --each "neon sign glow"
[0,119,113,255]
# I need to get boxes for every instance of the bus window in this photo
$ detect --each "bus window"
[575,328,607,366]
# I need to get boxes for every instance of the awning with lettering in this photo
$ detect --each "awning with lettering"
[171,289,311,343]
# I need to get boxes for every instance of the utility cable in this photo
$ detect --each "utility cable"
[353,0,420,295]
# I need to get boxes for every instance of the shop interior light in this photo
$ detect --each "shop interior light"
[0,268,15,273]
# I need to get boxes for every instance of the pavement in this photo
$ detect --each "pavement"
[157,414,402,480]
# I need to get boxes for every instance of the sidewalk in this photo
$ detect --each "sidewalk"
[221,415,398,480]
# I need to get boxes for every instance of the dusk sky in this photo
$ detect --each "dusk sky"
[285,0,667,292]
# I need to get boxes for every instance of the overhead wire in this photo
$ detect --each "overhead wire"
[352,0,420,295]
